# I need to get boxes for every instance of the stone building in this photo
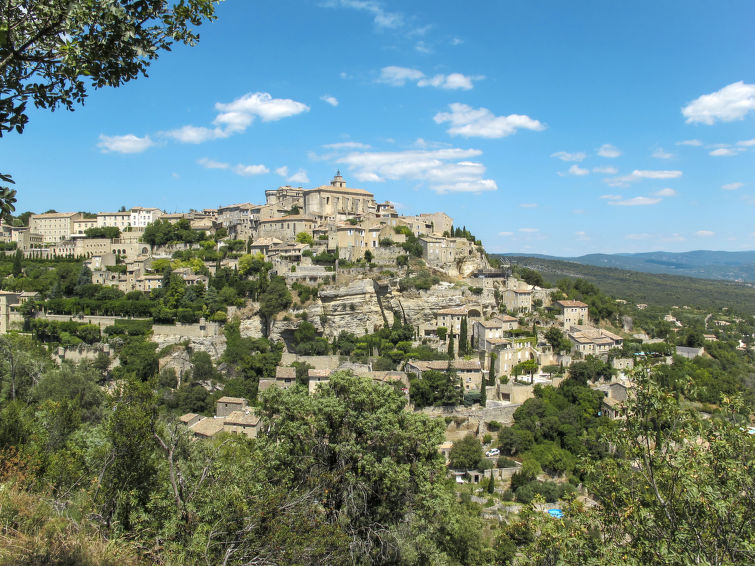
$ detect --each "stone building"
[302,172,376,221]
[29,212,84,243]
[556,300,589,327]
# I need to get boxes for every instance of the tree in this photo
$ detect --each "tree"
[257,372,486,563]
[448,433,484,469]
[499,372,755,566]
[295,231,314,245]
[459,317,469,355]
[1,1,219,213]
[258,275,292,336]
[447,334,455,358]
[11,248,22,276]
[0,1,219,138]
[545,326,571,354]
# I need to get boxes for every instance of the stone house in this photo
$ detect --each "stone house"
[556,300,589,327]
[472,316,519,350]
[257,215,315,241]
[567,325,623,356]
[223,411,261,438]
[405,359,483,391]
[216,396,248,417]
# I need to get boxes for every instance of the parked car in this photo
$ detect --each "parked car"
[485,448,500,457]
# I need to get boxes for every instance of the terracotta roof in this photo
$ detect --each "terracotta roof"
[31,212,80,219]
[178,413,199,424]
[217,396,247,405]
[557,300,589,308]
[306,185,374,196]
[275,366,297,379]
[410,360,481,372]
[437,306,469,316]
[308,369,332,378]
[190,417,225,437]
[259,215,315,223]
[224,411,260,426]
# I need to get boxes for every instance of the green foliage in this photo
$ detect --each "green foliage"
[141,219,205,246]
[115,338,158,381]
[295,231,314,245]
[545,325,572,354]
[258,275,292,334]
[0,0,218,140]
[84,226,120,239]
[399,269,440,291]
[504,255,755,315]
[410,368,462,408]
[448,433,484,469]
[291,321,329,355]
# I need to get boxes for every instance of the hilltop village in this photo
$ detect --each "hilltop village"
[0,174,750,443]
[2,174,753,565]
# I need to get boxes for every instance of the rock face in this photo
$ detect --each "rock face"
[312,278,395,339]
[152,333,227,361]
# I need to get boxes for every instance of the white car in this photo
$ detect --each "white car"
[485,448,500,457]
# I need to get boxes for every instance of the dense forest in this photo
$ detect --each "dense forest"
[499,255,755,315]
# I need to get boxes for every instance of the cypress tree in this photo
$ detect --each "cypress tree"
[459,317,468,355]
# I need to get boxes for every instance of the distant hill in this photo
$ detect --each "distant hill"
[505,250,755,283]
[494,254,755,315]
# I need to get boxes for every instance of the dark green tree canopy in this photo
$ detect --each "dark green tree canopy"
[0,0,219,137]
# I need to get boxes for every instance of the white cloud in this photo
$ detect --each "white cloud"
[323,0,403,29]
[608,197,662,206]
[575,231,589,241]
[97,134,154,154]
[695,230,715,237]
[233,164,269,176]
[682,81,755,124]
[607,169,683,186]
[737,139,755,146]
[551,151,586,162]
[626,233,651,240]
[215,92,309,124]
[434,103,545,138]
[379,66,481,90]
[335,147,497,193]
[592,165,618,174]
[498,231,514,237]
[600,194,622,200]
[568,164,588,176]
[418,73,479,90]
[321,95,339,107]
[652,148,673,159]
[275,166,289,177]
[518,228,539,233]
[198,157,268,177]
[451,37,464,46]
[377,66,425,86]
[164,92,309,144]
[197,158,230,170]
[654,188,678,197]
[597,143,621,158]
[676,139,703,146]
[709,147,740,157]
[288,170,310,184]
[165,125,227,144]
[721,182,743,190]
[519,203,538,208]
[414,41,432,54]
[323,141,371,150]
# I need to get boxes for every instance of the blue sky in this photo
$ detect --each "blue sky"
[5,0,755,256]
